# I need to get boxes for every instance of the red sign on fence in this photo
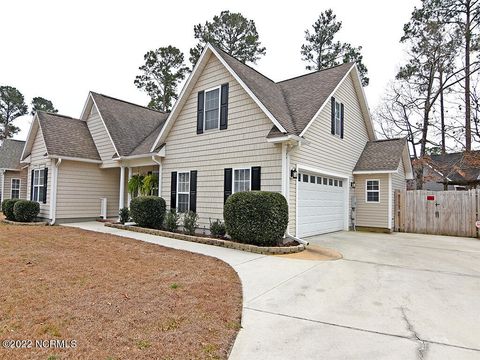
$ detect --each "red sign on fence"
[426,195,435,201]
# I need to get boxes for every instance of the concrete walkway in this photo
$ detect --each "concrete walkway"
[65,222,480,360]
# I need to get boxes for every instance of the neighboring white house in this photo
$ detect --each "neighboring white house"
[13,43,412,235]
[0,139,28,204]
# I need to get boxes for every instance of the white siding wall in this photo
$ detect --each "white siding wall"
[161,54,283,228]
[56,160,120,220]
[3,169,28,200]
[26,127,51,219]
[289,73,371,235]
[354,174,390,229]
[86,105,117,167]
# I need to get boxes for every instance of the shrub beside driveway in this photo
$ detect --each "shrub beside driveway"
[0,222,242,359]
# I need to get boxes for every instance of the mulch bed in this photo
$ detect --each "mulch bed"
[0,222,242,359]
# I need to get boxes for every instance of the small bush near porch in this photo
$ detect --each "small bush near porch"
[0,222,242,359]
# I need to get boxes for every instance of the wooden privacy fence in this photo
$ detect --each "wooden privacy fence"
[395,190,480,238]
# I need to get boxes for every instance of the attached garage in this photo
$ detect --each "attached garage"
[297,172,347,237]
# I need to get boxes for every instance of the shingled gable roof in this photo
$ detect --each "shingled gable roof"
[85,92,169,157]
[36,112,101,160]
[214,46,355,135]
[151,43,372,152]
[353,138,408,172]
[0,139,26,170]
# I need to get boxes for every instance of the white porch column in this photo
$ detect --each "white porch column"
[158,162,162,197]
[119,166,125,211]
[127,167,132,206]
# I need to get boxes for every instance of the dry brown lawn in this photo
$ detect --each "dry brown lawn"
[0,222,242,360]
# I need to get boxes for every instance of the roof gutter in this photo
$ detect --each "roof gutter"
[49,158,62,225]
[352,170,398,175]
[266,134,305,144]
[47,155,102,164]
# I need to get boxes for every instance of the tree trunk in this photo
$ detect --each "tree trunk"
[440,69,446,154]
[465,0,472,151]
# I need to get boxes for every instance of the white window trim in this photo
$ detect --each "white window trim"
[334,100,342,137]
[232,168,251,194]
[203,85,221,132]
[32,168,46,203]
[365,179,380,203]
[11,178,21,199]
[176,171,190,213]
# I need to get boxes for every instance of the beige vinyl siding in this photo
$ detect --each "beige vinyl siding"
[161,54,283,227]
[26,126,51,219]
[354,174,389,228]
[391,158,407,228]
[56,160,120,219]
[86,105,117,167]
[392,158,406,192]
[288,72,371,235]
[3,169,28,200]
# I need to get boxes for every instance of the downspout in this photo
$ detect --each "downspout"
[282,142,309,246]
[49,158,62,225]
[0,169,5,204]
[152,156,162,196]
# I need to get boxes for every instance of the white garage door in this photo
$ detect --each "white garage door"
[297,172,346,237]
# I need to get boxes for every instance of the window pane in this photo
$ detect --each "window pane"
[178,194,189,213]
[310,175,315,183]
[323,177,328,185]
[234,169,250,193]
[205,89,219,111]
[39,169,45,186]
[339,180,343,187]
[367,181,379,191]
[367,192,379,202]
[317,177,322,184]
[33,187,39,202]
[303,174,308,182]
[204,88,220,130]
[205,109,219,130]
[334,179,338,186]
[329,179,333,186]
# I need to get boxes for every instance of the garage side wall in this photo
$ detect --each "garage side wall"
[354,173,389,229]
[289,73,370,236]
[56,160,120,221]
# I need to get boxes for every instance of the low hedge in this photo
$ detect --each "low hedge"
[2,199,21,221]
[13,200,40,222]
[130,196,166,229]
[224,191,289,246]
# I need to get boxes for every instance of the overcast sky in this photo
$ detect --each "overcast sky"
[1,0,420,140]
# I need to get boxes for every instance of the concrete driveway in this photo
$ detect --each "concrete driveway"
[66,223,480,359]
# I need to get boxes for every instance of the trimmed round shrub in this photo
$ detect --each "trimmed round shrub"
[130,196,166,229]
[224,191,289,246]
[2,199,21,221]
[13,200,40,222]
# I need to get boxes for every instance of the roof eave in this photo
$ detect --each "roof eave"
[353,169,399,175]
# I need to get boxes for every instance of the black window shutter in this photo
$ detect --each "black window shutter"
[331,96,336,135]
[30,169,34,200]
[220,83,229,130]
[340,103,345,139]
[43,168,48,204]
[170,172,177,209]
[251,166,261,191]
[197,91,204,134]
[224,168,232,204]
[189,170,197,212]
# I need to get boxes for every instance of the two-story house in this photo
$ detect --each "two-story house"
[16,43,412,236]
